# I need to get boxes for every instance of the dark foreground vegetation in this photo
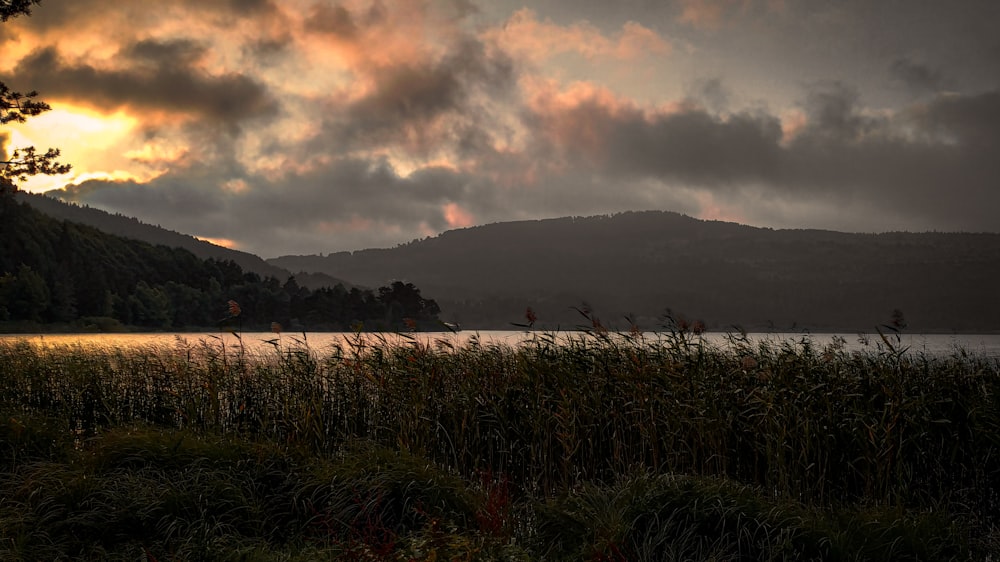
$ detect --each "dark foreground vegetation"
[1,329,998,560]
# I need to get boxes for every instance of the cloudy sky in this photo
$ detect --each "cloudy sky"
[2,0,998,257]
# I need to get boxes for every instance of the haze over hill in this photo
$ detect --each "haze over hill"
[269,211,1000,333]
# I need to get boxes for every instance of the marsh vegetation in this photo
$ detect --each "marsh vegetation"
[1,327,998,560]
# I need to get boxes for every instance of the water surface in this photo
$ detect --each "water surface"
[3,330,999,357]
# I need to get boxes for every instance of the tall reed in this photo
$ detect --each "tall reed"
[1,331,997,519]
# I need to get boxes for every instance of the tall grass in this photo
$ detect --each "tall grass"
[1,330,998,559]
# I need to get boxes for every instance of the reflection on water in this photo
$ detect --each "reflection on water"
[2,330,1000,357]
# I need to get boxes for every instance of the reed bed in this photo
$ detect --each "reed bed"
[1,330,997,560]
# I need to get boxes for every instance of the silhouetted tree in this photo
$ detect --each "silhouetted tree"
[0,1,41,21]
[1,1,69,191]
[378,281,441,328]
[0,264,48,322]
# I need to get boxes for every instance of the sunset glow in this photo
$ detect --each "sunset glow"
[443,202,475,228]
[194,236,239,249]
[1,0,996,257]
[7,108,134,154]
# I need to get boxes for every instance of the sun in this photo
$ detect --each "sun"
[5,104,141,192]
[10,105,136,147]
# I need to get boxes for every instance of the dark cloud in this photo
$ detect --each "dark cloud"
[607,109,783,186]
[519,82,1000,233]
[916,91,1000,148]
[10,0,1000,256]
[444,0,479,20]
[56,176,226,222]
[766,89,1000,230]
[4,44,278,127]
[357,63,463,123]
[21,0,280,30]
[302,1,397,39]
[889,57,947,95]
[483,0,673,33]
[362,1,388,26]
[355,38,513,121]
[53,84,1000,256]
[798,82,881,142]
[126,38,206,67]
[310,34,515,156]
[53,154,477,257]
[305,4,358,38]
[688,78,731,113]
[53,148,687,257]
[524,95,782,186]
[242,35,294,62]
[222,0,275,12]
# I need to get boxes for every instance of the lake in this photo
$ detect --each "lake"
[3,330,1000,358]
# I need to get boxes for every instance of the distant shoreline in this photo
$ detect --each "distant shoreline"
[5,330,1000,359]
[2,324,998,336]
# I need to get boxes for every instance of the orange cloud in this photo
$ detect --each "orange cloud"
[526,78,635,116]
[443,202,474,228]
[3,1,506,198]
[124,141,189,167]
[485,9,670,64]
[693,191,745,224]
[780,108,808,145]
[295,0,449,78]
[524,78,647,160]
[677,0,787,29]
[678,0,731,29]
[615,22,672,59]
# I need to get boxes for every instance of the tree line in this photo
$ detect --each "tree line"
[0,197,441,331]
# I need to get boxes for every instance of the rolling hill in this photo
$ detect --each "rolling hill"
[0,195,437,331]
[18,192,351,289]
[269,211,1000,332]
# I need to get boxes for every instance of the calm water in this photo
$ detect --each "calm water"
[3,330,1000,358]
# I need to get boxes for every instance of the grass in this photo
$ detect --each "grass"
[0,329,998,560]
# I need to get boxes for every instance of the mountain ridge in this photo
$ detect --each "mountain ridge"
[268,211,1000,332]
[18,192,997,333]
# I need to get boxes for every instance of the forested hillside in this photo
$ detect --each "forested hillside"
[0,196,439,332]
[270,211,1000,332]
[18,192,351,289]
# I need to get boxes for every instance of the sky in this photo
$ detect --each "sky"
[2,0,998,258]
